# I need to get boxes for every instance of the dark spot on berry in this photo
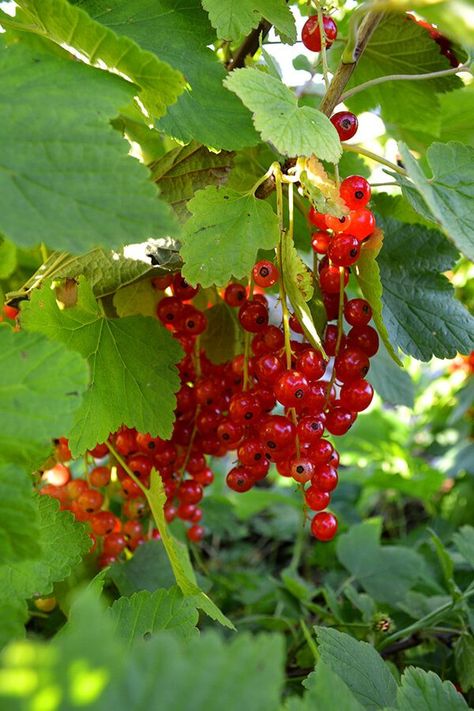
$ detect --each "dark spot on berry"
[254,453,262,461]
[342,119,351,129]
[295,389,304,399]
[296,465,304,474]
[362,366,369,376]
[267,440,276,449]
[256,316,266,324]
[148,442,155,449]
[259,266,270,277]
[222,433,230,440]
[350,248,358,257]
[311,422,320,431]
[244,412,253,420]
[355,190,364,199]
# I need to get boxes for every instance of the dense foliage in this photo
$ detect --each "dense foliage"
[0,0,473,708]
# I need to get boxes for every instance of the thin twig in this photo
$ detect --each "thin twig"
[228,19,272,70]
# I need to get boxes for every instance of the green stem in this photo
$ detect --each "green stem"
[315,1,330,91]
[341,60,471,102]
[106,441,148,496]
[300,619,320,661]
[342,144,408,176]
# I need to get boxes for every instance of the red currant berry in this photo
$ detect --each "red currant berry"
[349,208,375,241]
[347,325,379,357]
[302,15,337,52]
[3,304,18,320]
[325,406,356,435]
[217,419,243,448]
[88,442,109,458]
[289,313,304,334]
[252,260,279,288]
[325,213,352,234]
[229,392,262,424]
[179,305,207,335]
[296,349,327,381]
[91,511,119,536]
[274,370,309,407]
[311,512,338,541]
[290,457,315,483]
[311,231,331,255]
[331,111,358,141]
[254,354,285,385]
[42,463,71,487]
[297,415,325,443]
[77,489,104,514]
[103,532,127,556]
[157,296,184,327]
[323,324,344,356]
[344,298,372,326]
[151,274,172,290]
[187,524,205,542]
[308,207,328,230]
[335,346,370,383]
[248,458,270,481]
[312,464,338,492]
[115,429,137,456]
[171,273,199,300]
[224,282,247,307]
[89,466,111,488]
[262,325,285,350]
[305,487,331,511]
[319,265,349,294]
[340,378,374,412]
[123,520,143,539]
[238,300,269,333]
[259,415,295,451]
[226,466,254,493]
[328,234,360,267]
[178,480,203,505]
[177,502,198,521]
[191,467,214,487]
[340,176,371,209]
[311,439,334,465]
[238,438,266,467]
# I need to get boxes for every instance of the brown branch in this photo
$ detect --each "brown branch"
[228,19,272,70]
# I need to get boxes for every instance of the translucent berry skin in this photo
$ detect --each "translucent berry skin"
[324,324,345,356]
[349,208,375,241]
[77,489,104,514]
[225,282,247,307]
[171,273,199,300]
[312,464,339,492]
[254,354,284,385]
[103,532,127,556]
[229,392,262,424]
[297,415,325,443]
[320,265,349,294]
[238,300,269,333]
[187,524,205,542]
[347,325,379,357]
[290,457,315,484]
[340,176,371,209]
[274,370,309,407]
[311,439,335,464]
[178,480,203,505]
[328,234,360,267]
[305,487,331,511]
[91,511,119,536]
[325,406,356,436]
[238,438,266,467]
[311,231,331,255]
[89,466,111,488]
[344,298,372,326]
[325,213,352,233]
[311,512,338,541]
[302,15,337,52]
[340,378,374,412]
[157,296,184,326]
[331,111,358,141]
[179,305,207,335]
[308,207,328,230]
[259,415,295,451]
[335,346,370,383]
[289,313,304,334]
[297,349,327,381]
[226,466,254,493]
[252,260,279,288]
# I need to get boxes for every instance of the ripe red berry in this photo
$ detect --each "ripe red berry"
[349,208,375,241]
[311,231,331,254]
[151,274,172,291]
[340,176,371,209]
[312,464,338,492]
[123,520,143,539]
[226,466,254,493]
[340,378,374,412]
[89,466,111,488]
[252,260,279,288]
[344,298,372,326]
[77,489,104,514]
[171,273,199,300]
[325,213,352,233]
[297,415,325,443]
[347,325,379,357]
[259,415,295,451]
[274,370,309,407]
[238,300,269,333]
[179,305,207,335]
[115,429,137,456]
[187,524,205,542]
[91,511,119,536]
[308,206,328,230]
[103,532,127,556]
[254,353,285,384]
[311,512,338,541]
[289,313,304,334]
[297,349,327,381]
[319,265,349,294]
[305,487,331,512]
[330,111,358,141]
[224,282,247,307]
[157,296,184,326]
[229,392,262,424]
[290,457,315,483]
[191,467,214,487]
[178,480,203,505]
[2,304,18,320]
[325,406,356,435]
[302,15,337,52]
[335,346,370,383]
[328,234,360,267]
[311,439,335,465]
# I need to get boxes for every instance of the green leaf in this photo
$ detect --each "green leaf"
[0,39,178,254]
[0,464,40,565]
[454,634,474,692]
[201,0,296,42]
[397,667,468,711]
[113,279,159,318]
[0,238,17,280]
[108,540,176,596]
[20,279,183,456]
[0,599,28,650]
[429,530,456,595]
[281,232,325,355]
[224,69,342,161]
[151,142,234,221]
[108,587,199,645]
[181,185,279,288]
[336,519,423,605]
[354,229,402,366]
[200,302,243,364]
[0,327,88,469]
[376,216,474,361]
[452,526,474,569]
[303,661,365,711]
[418,1,474,47]
[397,142,474,262]
[13,0,185,119]
[0,495,90,601]
[315,627,398,710]
[345,14,461,134]
[79,0,259,150]
[146,471,236,629]
[369,344,414,407]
